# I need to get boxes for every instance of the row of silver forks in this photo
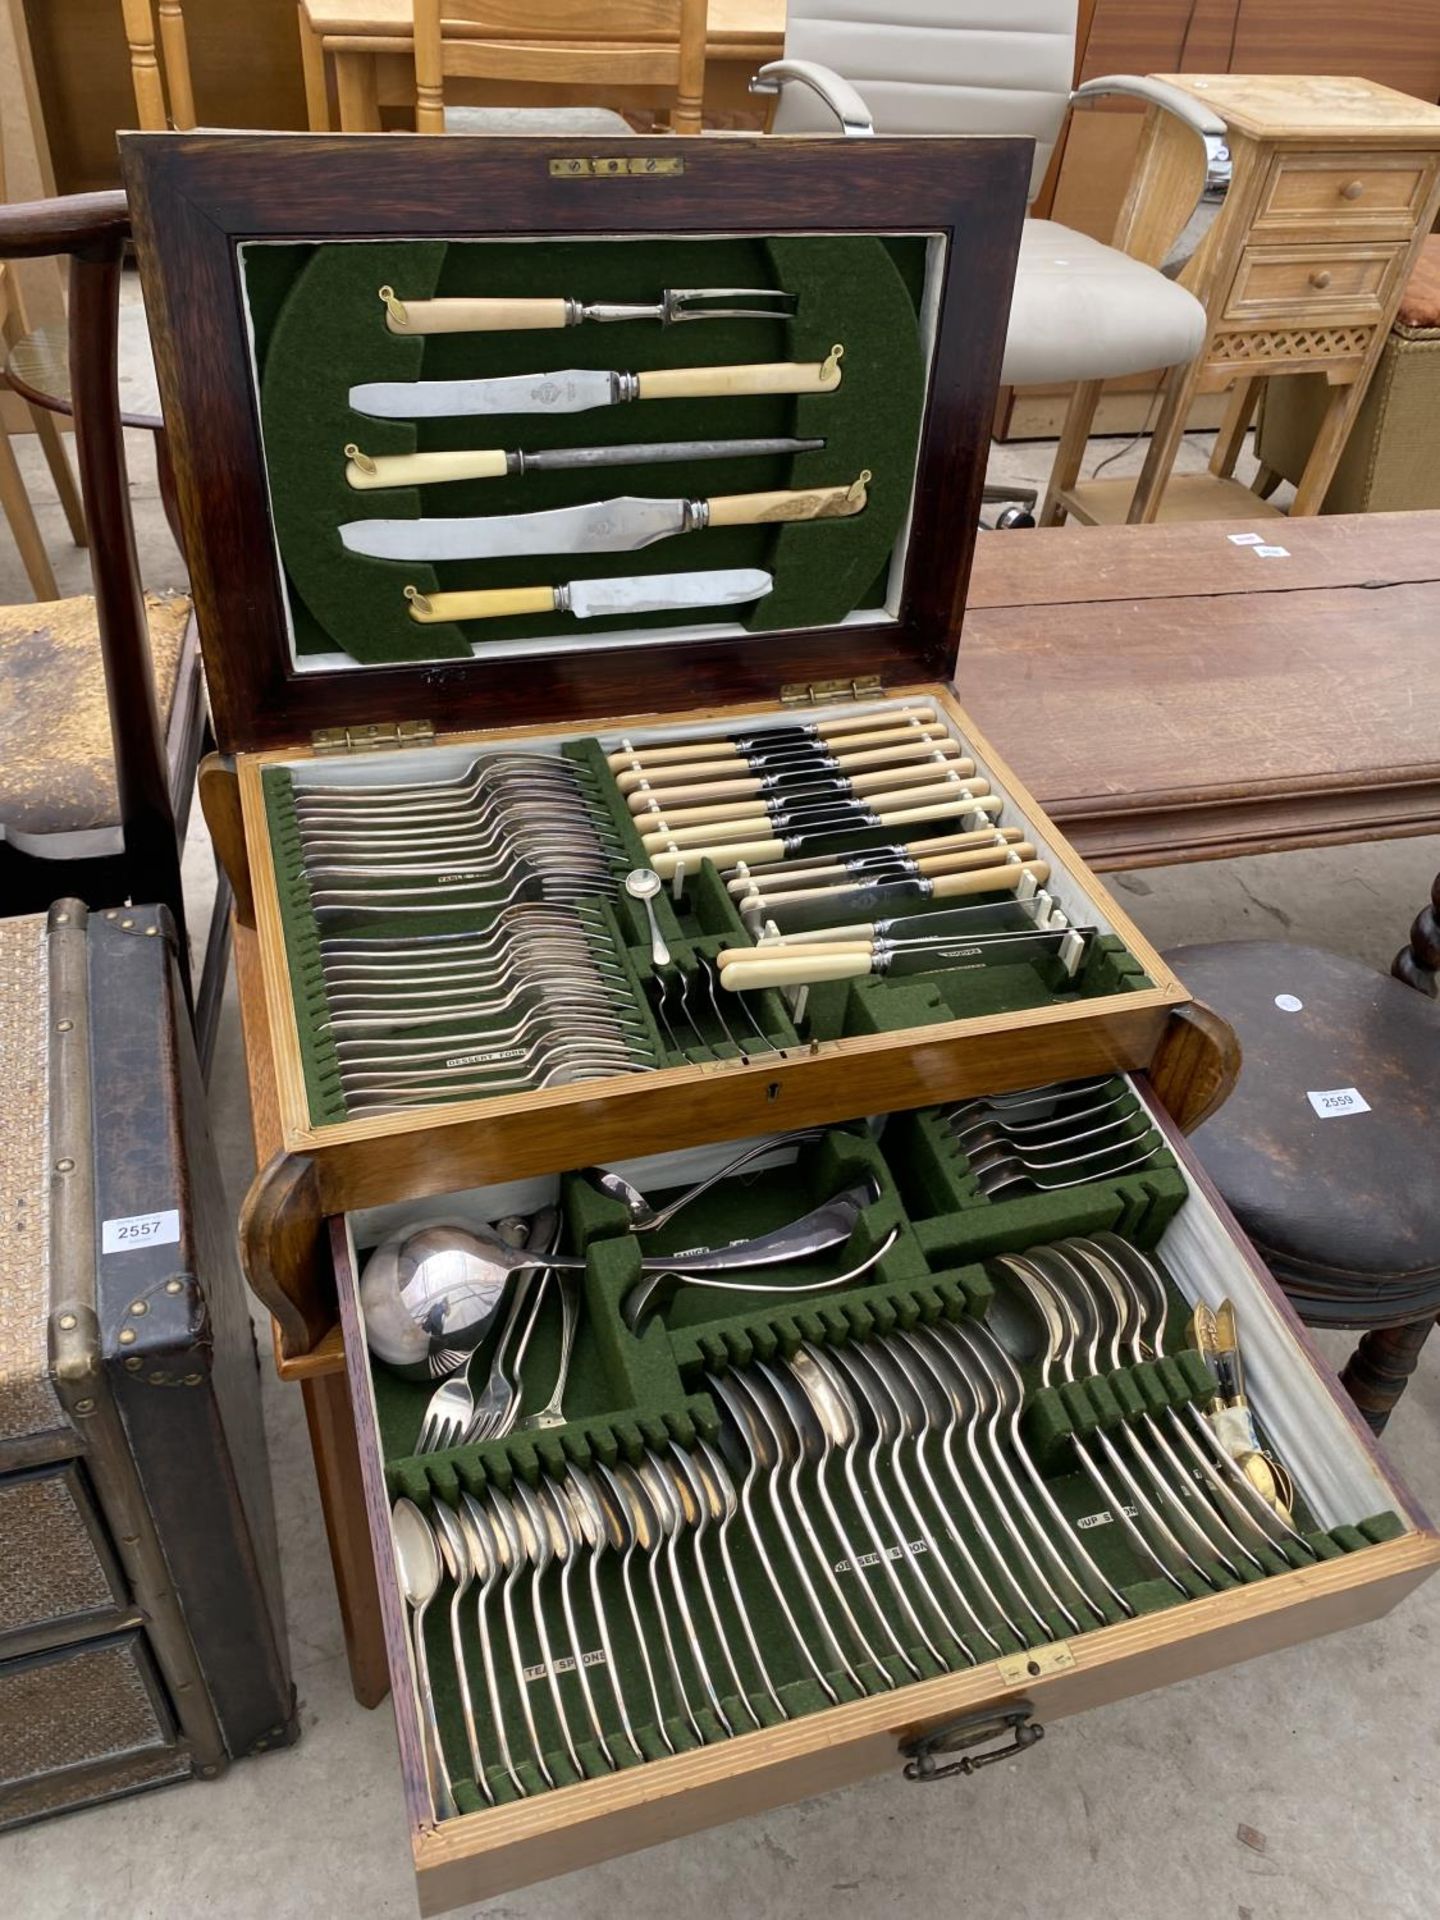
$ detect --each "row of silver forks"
[945,1077,1164,1194]
[392,1232,1311,1812]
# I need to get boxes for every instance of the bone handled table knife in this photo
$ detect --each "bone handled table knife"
[649,794,1005,881]
[717,915,1084,991]
[345,435,826,491]
[606,705,943,771]
[350,346,844,419]
[378,284,797,333]
[404,566,773,626]
[340,473,870,562]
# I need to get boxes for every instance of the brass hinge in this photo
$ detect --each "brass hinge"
[994,1643,1076,1687]
[311,720,436,755]
[779,674,885,707]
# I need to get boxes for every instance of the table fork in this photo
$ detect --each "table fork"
[414,1215,530,1454]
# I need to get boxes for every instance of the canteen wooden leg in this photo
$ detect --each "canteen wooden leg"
[303,1369,390,1708]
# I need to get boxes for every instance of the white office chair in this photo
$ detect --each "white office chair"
[752,1,1222,523]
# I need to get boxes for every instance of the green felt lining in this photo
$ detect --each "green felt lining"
[250,233,928,666]
[362,1116,1403,1809]
[263,714,1156,1129]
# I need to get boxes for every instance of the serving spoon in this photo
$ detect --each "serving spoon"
[391,1498,458,1820]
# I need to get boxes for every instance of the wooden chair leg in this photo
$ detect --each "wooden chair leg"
[1209,376,1260,480]
[334,51,380,132]
[1290,375,1369,517]
[302,1369,390,1708]
[1252,462,1283,500]
[1392,870,1439,998]
[0,417,59,599]
[1038,378,1103,526]
[297,8,333,132]
[1127,355,1204,523]
[1339,1317,1438,1434]
[29,406,87,545]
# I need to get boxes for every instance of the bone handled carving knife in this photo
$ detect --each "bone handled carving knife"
[403,566,773,626]
[377,284,797,333]
[340,473,870,562]
[345,435,826,491]
[349,345,844,418]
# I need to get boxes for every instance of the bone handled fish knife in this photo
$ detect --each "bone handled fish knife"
[350,345,844,419]
[404,566,773,625]
[378,284,796,334]
[344,434,826,491]
[340,473,870,562]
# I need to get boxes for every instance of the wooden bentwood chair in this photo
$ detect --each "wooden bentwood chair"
[0,193,227,1068]
[411,0,708,137]
[1168,874,1440,1434]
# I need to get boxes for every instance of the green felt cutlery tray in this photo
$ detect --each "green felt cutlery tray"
[354,1100,1404,1811]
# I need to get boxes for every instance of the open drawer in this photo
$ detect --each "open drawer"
[333,1079,1439,1914]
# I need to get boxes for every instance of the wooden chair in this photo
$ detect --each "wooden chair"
[412,0,707,137]
[0,192,228,1069]
[0,127,86,600]
[119,0,197,130]
[1166,872,1440,1434]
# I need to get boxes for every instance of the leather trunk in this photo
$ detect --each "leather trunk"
[0,902,296,1830]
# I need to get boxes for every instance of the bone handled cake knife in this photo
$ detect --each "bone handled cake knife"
[378,284,797,333]
[345,435,826,491]
[403,566,773,625]
[349,345,844,418]
[340,473,870,562]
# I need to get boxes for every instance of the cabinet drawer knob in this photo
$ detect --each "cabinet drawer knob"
[1309,269,1333,289]
[900,1699,1045,1781]
[1340,180,1365,201]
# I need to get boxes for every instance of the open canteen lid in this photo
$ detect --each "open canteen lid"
[121,131,1029,754]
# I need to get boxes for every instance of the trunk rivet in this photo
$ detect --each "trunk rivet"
[58,1313,77,1330]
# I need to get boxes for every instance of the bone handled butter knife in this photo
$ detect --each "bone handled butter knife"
[378,284,796,334]
[340,472,870,562]
[404,566,773,626]
[345,434,825,491]
[350,345,844,419]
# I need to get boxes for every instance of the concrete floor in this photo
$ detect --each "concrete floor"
[4,279,1439,1918]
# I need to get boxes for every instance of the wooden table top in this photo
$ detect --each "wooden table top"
[960,512,1440,867]
[301,0,785,54]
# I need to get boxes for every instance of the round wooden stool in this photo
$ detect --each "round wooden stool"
[1165,912,1440,1434]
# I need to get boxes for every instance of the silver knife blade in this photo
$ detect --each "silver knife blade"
[350,367,618,419]
[568,568,772,619]
[758,890,1038,936]
[522,435,824,473]
[340,495,692,561]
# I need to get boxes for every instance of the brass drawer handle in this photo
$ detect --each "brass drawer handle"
[900,1699,1045,1781]
[1339,180,1366,201]
[1309,269,1333,290]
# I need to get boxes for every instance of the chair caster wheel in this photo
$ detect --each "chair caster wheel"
[995,506,1036,529]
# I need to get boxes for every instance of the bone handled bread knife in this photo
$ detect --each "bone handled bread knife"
[349,345,843,419]
[403,566,773,625]
[344,435,826,491]
[340,472,870,562]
